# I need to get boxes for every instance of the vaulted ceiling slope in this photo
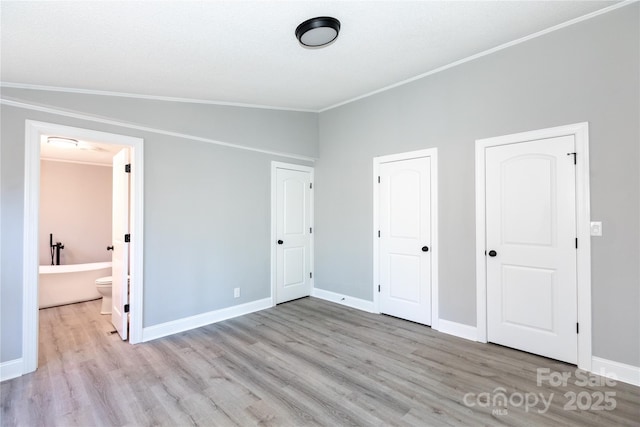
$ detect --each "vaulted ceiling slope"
[0,1,623,112]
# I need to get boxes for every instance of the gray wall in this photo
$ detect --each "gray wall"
[315,5,639,366]
[0,95,316,362]
[1,88,317,160]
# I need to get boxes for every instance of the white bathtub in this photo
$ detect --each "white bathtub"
[39,262,112,309]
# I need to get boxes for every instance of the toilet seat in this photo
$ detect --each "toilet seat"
[95,275,129,285]
[96,276,112,285]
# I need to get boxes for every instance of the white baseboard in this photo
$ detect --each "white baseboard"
[437,319,478,342]
[591,356,640,387]
[142,298,272,342]
[0,358,23,382]
[311,288,376,313]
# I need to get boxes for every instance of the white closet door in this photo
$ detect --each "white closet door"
[486,135,577,363]
[275,167,312,304]
[379,156,432,325]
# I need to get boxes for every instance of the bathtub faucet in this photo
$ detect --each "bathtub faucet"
[49,233,65,266]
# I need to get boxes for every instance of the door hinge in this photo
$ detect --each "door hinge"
[310,182,313,189]
[310,227,313,234]
[378,176,380,183]
[378,230,380,238]
[576,323,579,334]
[567,152,577,165]
[125,164,131,173]
[124,304,130,313]
[575,238,578,249]
[310,272,313,279]
[378,284,381,292]
[124,234,130,243]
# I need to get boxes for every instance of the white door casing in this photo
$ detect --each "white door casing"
[22,120,144,375]
[272,162,313,304]
[485,136,577,363]
[476,122,592,370]
[112,149,130,340]
[373,148,438,328]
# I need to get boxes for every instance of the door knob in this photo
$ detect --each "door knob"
[488,250,497,257]
[277,240,284,245]
[421,246,429,252]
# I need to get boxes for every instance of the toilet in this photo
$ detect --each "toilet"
[95,276,113,314]
[95,276,130,315]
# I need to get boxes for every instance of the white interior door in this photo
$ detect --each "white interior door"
[379,156,432,325]
[275,167,312,304]
[112,149,130,340]
[486,135,577,364]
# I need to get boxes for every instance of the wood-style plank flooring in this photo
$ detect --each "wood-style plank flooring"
[1,297,639,426]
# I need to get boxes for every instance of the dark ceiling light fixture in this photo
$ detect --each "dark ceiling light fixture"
[295,16,341,48]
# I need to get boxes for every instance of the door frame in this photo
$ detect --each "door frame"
[373,148,439,329]
[270,161,314,306]
[475,122,591,370]
[22,120,145,375]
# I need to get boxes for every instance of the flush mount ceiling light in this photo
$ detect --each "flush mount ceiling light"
[47,136,79,149]
[295,16,340,48]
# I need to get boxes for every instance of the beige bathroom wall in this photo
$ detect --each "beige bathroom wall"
[39,160,112,265]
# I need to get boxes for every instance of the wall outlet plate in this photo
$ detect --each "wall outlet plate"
[234,288,240,298]
[590,221,602,237]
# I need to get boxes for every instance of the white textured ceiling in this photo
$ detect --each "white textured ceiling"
[1,1,621,112]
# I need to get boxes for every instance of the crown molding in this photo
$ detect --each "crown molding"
[1,97,316,162]
[0,82,318,113]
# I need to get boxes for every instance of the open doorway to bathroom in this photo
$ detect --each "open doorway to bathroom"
[40,139,128,332]
[22,121,144,375]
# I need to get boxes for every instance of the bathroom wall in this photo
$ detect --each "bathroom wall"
[39,160,112,265]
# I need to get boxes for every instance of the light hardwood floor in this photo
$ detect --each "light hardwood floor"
[1,297,639,426]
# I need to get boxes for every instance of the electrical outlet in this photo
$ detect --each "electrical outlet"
[590,221,602,237]
[234,288,240,298]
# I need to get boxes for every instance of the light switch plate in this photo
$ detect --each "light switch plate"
[590,221,602,236]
